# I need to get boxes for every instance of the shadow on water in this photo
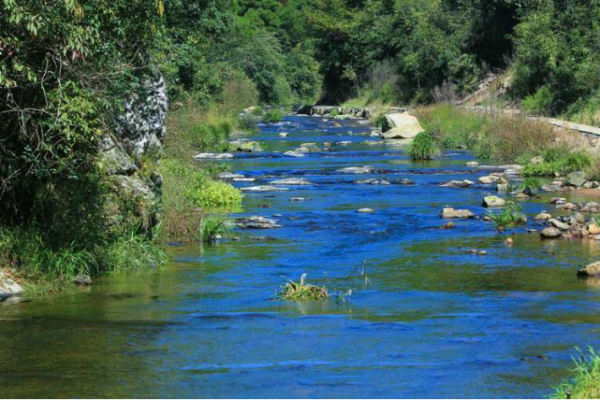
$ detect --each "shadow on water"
[2,115,600,398]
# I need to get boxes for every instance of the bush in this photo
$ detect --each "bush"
[408,131,440,161]
[188,122,232,152]
[263,108,285,123]
[186,179,243,209]
[522,86,554,116]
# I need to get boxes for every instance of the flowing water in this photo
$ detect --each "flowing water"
[3,116,600,398]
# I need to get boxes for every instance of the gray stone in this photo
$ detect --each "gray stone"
[270,178,313,186]
[567,171,588,187]
[482,196,506,208]
[236,216,281,229]
[241,185,289,192]
[0,272,23,301]
[441,180,474,188]
[548,218,570,231]
[541,227,562,239]
[73,275,92,286]
[337,166,375,174]
[195,153,234,160]
[441,208,475,219]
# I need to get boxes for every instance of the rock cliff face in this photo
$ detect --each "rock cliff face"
[101,72,168,234]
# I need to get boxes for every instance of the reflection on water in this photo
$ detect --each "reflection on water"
[2,116,600,398]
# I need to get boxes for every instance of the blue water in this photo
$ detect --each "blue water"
[2,115,600,398]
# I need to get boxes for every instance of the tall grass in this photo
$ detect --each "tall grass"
[486,201,526,229]
[102,231,168,273]
[415,104,599,176]
[199,215,232,243]
[408,131,440,161]
[554,347,600,399]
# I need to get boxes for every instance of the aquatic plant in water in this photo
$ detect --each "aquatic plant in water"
[280,274,328,300]
[199,215,232,243]
[408,131,440,161]
[486,201,526,229]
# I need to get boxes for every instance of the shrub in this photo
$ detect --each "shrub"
[486,201,527,229]
[280,274,328,301]
[186,179,243,209]
[554,347,600,399]
[408,131,440,161]
[188,122,231,152]
[263,108,285,123]
[199,215,232,243]
[522,86,554,115]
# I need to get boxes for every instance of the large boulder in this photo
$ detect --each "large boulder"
[381,113,425,139]
[567,171,588,187]
[228,140,262,153]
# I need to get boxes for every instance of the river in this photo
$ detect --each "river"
[2,115,600,398]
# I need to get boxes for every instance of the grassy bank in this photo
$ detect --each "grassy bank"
[415,104,600,179]
[159,99,251,243]
[554,348,600,399]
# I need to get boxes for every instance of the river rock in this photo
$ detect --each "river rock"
[233,177,255,182]
[548,218,570,231]
[236,216,281,229]
[195,153,234,160]
[279,132,289,138]
[381,113,424,139]
[290,197,308,202]
[534,212,552,221]
[588,224,600,235]
[219,172,245,180]
[478,175,500,184]
[73,274,92,286]
[0,272,23,301]
[441,180,474,188]
[567,171,588,187]
[284,151,305,157]
[241,185,289,192]
[482,196,506,208]
[243,106,257,114]
[496,183,509,192]
[551,197,567,204]
[270,178,313,185]
[355,179,390,185]
[575,213,586,224]
[466,161,479,167]
[441,208,475,219]
[358,208,374,213]
[577,261,600,277]
[541,227,562,239]
[337,166,375,174]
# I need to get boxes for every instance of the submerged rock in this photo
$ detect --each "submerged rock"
[241,185,289,192]
[270,178,313,185]
[195,153,234,160]
[236,216,281,229]
[441,208,475,219]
